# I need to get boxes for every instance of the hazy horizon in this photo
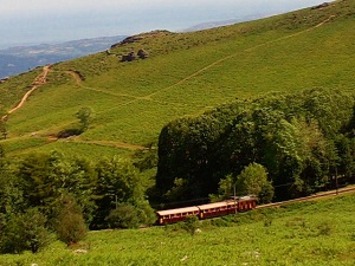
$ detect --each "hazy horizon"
[0,0,328,49]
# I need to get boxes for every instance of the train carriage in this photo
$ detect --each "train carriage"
[156,206,200,225]
[198,201,238,219]
[237,196,257,212]
[156,195,258,225]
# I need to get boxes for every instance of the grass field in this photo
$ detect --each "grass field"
[0,0,354,159]
[0,192,354,265]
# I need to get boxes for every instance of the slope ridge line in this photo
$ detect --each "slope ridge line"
[146,15,337,99]
[94,15,337,116]
[1,16,336,123]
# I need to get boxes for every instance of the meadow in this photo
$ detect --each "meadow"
[0,0,354,159]
[0,193,354,266]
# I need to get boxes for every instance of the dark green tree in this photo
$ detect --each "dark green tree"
[236,163,274,203]
[54,195,87,246]
[105,203,141,229]
[92,157,154,229]
[76,107,93,132]
[0,208,52,254]
[16,151,97,223]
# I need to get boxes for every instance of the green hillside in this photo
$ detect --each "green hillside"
[0,0,354,158]
[1,193,354,265]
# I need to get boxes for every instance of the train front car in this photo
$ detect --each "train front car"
[156,206,200,225]
[237,195,258,212]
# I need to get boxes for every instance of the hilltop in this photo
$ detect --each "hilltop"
[0,0,354,159]
[0,35,126,79]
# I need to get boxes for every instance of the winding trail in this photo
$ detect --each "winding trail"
[40,15,335,120]
[2,15,336,122]
[1,16,336,150]
[1,65,51,121]
[146,15,337,99]
[61,70,145,100]
[94,15,337,115]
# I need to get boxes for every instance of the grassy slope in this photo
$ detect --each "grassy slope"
[1,0,354,159]
[0,193,354,265]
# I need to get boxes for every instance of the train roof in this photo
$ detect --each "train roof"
[156,206,200,216]
[198,201,229,210]
[239,195,257,201]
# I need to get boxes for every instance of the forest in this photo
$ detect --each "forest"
[156,88,355,202]
[0,148,156,253]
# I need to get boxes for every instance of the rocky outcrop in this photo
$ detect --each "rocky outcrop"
[311,2,330,10]
[121,49,149,62]
[111,36,143,50]
[110,30,173,49]
[121,51,137,62]
[137,49,149,59]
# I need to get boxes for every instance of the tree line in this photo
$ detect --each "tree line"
[0,149,156,254]
[156,89,355,203]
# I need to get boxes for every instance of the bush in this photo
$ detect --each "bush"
[210,218,230,227]
[317,221,334,236]
[0,208,52,254]
[57,128,83,138]
[76,107,94,131]
[54,196,87,246]
[183,215,200,236]
[106,203,140,229]
[236,163,274,203]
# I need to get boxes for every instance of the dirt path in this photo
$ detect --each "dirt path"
[2,15,336,123]
[53,15,336,119]
[1,67,146,150]
[144,15,337,100]
[1,65,51,121]
[61,70,144,100]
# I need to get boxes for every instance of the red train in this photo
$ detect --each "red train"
[156,196,257,225]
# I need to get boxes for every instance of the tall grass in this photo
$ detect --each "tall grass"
[0,193,354,265]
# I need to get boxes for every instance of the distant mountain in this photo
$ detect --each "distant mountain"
[183,13,272,32]
[0,35,126,79]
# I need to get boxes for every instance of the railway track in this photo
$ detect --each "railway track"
[256,186,355,210]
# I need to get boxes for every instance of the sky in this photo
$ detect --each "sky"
[0,0,328,49]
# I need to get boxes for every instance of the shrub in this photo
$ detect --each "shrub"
[183,215,200,236]
[263,217,273,227]
[105,203,140,229]
[54,196,87,246]
[57,128,83,138]
[317,221,334,236]
[210,218,230,227]
[76,107,94,131]
[0,208,52,254]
